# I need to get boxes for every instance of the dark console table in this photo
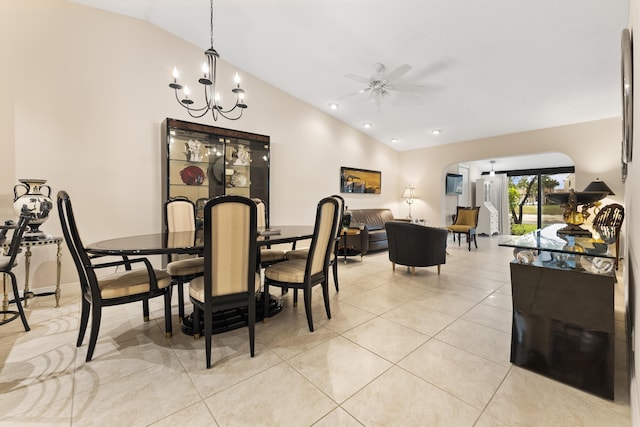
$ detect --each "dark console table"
[499,224,617,400]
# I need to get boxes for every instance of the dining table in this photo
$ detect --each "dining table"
[86,225,314,335]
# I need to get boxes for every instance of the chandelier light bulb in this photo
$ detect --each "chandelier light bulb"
[172,67,179,80]
[183,86,190,97]
[201,63,209,76]
[234,73,241,85]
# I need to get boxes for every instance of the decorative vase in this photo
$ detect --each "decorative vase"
[13,179,53,236]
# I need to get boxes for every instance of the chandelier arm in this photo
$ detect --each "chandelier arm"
[214,109,244,121]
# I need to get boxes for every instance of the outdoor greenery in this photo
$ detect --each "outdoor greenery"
[508,174,567,235]
[510,223,538,235]
[521,205,564,215]
[508,175,562,224]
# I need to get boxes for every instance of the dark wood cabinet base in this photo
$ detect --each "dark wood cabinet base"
[509,262,615,400]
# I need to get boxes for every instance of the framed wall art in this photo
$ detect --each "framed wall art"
[340,167,381,194]
[621,28,633,183]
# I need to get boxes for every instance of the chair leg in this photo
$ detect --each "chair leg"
[163,290,172,338]
[193,304,202,339]
[322,280,331,320]
[86,304,102,362]
[176,278,185,320]
[9,273,29,331]
[437,264,441,274]
[77,297,90,346]
[293,289,298,306]
[303,287,314,332]
[467,232,471,251]
[332,260,339,292]
[248,295,256,357]
[473,233,478,249]
[392,262,396,272]
[263,281,270,323]
[204,303,212,369]
[457,233,461,246]
[142,299,150,321]
[410,266,415,275]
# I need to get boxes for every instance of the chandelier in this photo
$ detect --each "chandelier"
[169,0,247,121]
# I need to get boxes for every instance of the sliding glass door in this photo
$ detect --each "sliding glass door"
[503,167,574,235]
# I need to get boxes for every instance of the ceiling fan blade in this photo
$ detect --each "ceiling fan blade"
[345,73,370,83]
[337,88,370,100]
[388,83,429,92]
[384,64,412,82]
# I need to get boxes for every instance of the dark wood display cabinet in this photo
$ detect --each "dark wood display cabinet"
[499,224,618,400]
[161,118,270,230]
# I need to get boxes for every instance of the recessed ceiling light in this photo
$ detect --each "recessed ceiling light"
[329,103,339,110]
[364,123,372,129]
[391,138,398,143]
[432,129,441,135]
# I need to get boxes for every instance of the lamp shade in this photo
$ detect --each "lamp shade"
[583,180,615,195]
[402,187,416,199]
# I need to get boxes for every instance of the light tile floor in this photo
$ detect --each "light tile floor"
[0,236,630,426]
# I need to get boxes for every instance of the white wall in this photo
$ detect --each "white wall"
[399,118,624,226]
[2,0,399,286]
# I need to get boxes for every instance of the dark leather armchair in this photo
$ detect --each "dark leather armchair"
[385,221,448,274]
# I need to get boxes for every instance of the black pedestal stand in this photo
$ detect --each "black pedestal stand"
[181,292,283,336]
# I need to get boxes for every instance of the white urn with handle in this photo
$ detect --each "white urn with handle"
[13,179,53,238]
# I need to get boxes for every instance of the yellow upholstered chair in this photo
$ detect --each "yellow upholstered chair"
[165,197,204,320]
[0,212,32,331]
[189,196,259,368]
[447,206,480,251]
[57,191,173,362]
[263,197,340,332]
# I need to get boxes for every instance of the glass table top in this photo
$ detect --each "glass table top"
[499,224,618,275]
[499,223,616,259]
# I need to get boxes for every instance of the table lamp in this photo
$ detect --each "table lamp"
[402,186,416,219]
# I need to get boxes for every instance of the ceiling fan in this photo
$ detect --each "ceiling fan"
[342,63,428,109]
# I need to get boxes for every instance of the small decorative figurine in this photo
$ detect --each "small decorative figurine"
[234,144,250,166]
[184,139,203,162]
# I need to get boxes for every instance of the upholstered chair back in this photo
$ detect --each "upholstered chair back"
[205,196,257,298]
[307,198,339,277]
[165,197,196,233]
[453,206,479,227]
[252,198,267,228]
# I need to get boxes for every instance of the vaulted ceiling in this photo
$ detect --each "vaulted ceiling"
[71,0,628,155]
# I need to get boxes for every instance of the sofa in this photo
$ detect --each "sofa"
[342,208,407,255]
[385,221,448,274]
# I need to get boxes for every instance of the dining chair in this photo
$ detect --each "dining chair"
[447,206,480,251]
[263,196,340,332]
[251,198,286,268]
[165,196,204,320]
[0,212,33,331]
[592,203,625,269]
[57,191,173,362]
[189,195,259,368]
[284,194,344,291]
